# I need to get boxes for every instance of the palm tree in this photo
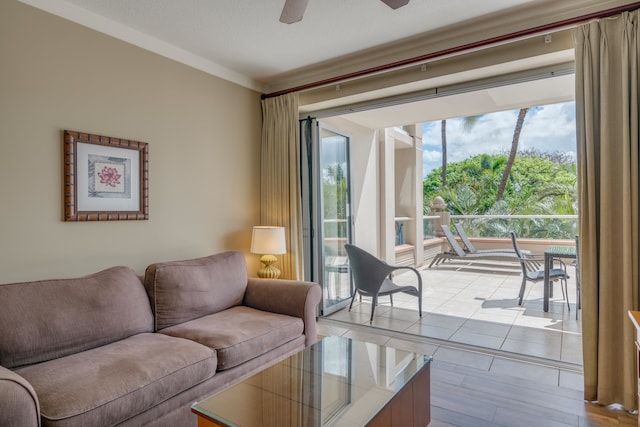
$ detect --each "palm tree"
[440,115,481,187]
[497,107,529,201]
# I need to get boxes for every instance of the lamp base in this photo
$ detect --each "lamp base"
[257,254,281,279]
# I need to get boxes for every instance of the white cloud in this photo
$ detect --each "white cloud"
[421,101,576,177]
[423,150,441,162]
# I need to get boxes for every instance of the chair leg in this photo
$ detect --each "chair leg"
[554,279,570,312]
[428,255,440,268]
[369,296,377,324]
[517,276,527,305]
[558,279,567,301]
[564,279,570,312]
[389,294,394,306]
[348,290,357,312]
[418,295,422,317]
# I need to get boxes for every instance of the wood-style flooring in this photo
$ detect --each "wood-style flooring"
[317,320,637,427]
[429,358,636,427]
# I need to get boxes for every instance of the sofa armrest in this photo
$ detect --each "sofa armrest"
[244,278,322,347]
[0,366,40,427]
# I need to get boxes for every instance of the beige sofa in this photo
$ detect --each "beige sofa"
[0,251,321,427]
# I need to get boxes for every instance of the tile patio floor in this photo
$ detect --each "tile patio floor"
[323,259,582,368]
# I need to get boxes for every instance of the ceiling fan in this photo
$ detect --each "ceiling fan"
[280,0,410,24]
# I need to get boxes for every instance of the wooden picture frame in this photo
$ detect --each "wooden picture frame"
[63,130,149,221]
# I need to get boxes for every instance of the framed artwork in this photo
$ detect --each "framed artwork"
[63,130,149,221]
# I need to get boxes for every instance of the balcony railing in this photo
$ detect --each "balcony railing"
[423,215,440,240]
[451,215,578,240]
[333,215,577,243]
[328,215,577,267]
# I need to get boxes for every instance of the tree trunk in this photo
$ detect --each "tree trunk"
[497,108,528,201]
[441,119,447,187]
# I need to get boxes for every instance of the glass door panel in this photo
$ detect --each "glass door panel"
[318,126,353,315]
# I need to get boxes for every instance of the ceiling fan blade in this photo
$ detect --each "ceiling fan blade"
[280,0,309,24]
[381,0,409,9]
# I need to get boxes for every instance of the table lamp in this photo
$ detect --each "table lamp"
[250,226,286,279]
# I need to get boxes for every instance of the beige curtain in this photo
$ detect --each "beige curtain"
[575,10,640,410]
[260,92,303,280]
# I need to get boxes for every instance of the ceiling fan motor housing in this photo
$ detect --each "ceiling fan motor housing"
[280,0,409,24]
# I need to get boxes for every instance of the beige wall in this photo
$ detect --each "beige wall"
[0,1,262,283]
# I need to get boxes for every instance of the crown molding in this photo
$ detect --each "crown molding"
[263,0,640,94]
[17,0,263,92]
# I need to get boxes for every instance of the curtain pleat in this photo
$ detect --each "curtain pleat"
[575,10,640,410]
[260,93,303,280]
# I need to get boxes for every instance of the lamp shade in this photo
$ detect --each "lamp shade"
[250,226,286,255]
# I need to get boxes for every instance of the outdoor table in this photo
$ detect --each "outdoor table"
[543,245,576,312]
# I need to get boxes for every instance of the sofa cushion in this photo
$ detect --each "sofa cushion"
[144,252,248,330]
[159,306,304,370]
[0,266,153,369]
[14,333,217,427]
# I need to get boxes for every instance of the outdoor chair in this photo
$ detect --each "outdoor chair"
[344,244,422,324]
[454,222,533,256]
[429,225,530,268]
[510,231,570,309]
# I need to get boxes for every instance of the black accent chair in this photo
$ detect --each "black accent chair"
[344,244,422,324]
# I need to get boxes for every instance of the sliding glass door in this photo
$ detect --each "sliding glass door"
[301,119,353,315]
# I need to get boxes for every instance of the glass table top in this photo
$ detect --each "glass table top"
[192,335,431,427]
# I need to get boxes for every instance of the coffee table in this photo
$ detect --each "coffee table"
[192,335,431,426]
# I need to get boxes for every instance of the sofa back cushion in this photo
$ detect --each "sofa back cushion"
[0,266,153,369]
[144,252,248,331]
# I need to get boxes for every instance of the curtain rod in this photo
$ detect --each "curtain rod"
[262,2,640,99]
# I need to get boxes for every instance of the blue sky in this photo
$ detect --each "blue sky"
[421,101,577,178]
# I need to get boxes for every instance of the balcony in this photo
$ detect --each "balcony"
[323,214,581,368]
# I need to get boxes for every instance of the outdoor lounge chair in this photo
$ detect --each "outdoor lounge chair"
[429,225,530,268]
[454,222,531,255]
[345,244,422,324]
[453,222,540,269]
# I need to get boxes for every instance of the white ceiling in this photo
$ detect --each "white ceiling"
[20,0,552,91]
